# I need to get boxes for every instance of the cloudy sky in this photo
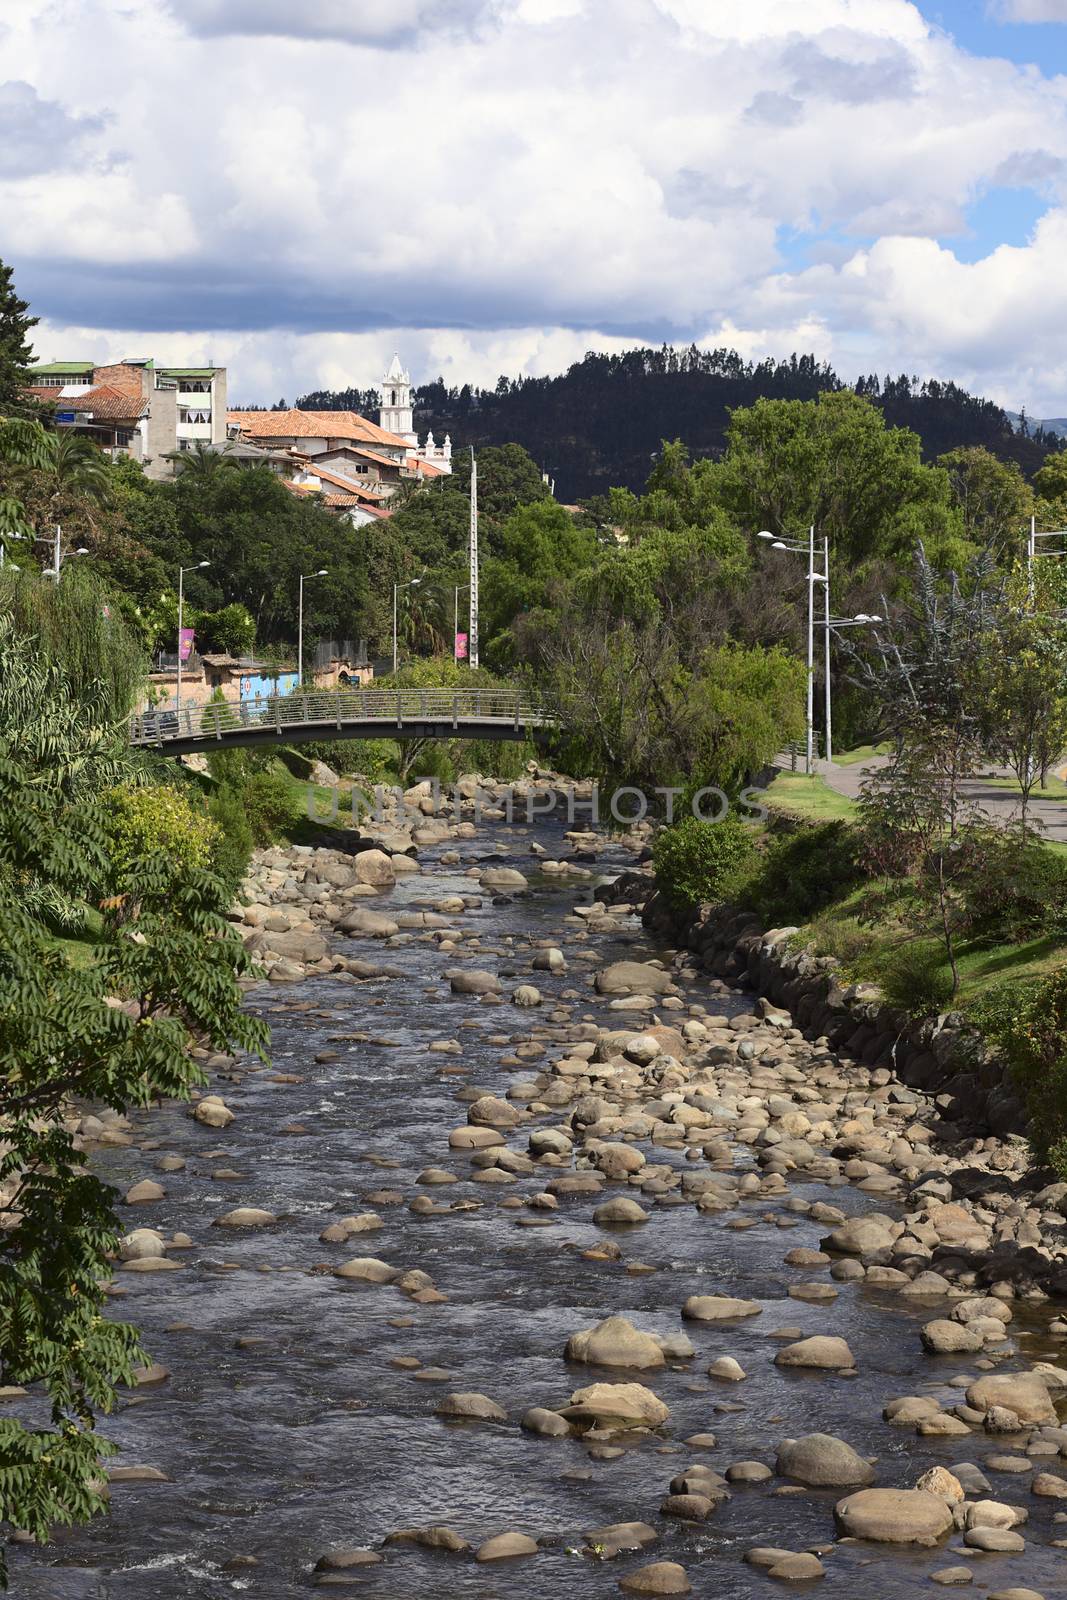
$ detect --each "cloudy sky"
[6,0,1067,409]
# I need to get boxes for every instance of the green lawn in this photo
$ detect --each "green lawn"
[830,742,891,767]
[764,772,858,822]
[979,773,1067,801]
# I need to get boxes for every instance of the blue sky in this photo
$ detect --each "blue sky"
[922,1,1067,73]
[6,0,1067,411]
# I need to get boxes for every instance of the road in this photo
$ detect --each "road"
[778,751,1067,843]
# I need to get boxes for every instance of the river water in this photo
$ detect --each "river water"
[12,816,1067,1598]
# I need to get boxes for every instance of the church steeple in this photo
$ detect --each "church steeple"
[379,352,416,444]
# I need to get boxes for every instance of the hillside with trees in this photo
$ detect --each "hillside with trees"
[296,346,1061,500]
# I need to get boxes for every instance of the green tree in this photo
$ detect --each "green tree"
[450,443,550,532]
[482,500,598,664]
[0,565,146,723]
[196,602,256,655]
[938,445,1032,558]
[0,259,39,420]
[164,440,240,481]
[0,623,266,1581]
[712,391,958,571]
[973,583,1067,824]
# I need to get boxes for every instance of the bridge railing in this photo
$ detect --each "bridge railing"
[128,687,551,747]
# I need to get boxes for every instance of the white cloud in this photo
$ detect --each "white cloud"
[7,0,1067,413]
[991,2,1067,22]
[167,0,507,47]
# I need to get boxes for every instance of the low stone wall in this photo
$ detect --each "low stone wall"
[603,869,1029,1143]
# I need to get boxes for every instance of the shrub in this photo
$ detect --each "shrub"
[961,833,1067,944]
[865,937,955,1014]
[104,784,219,887]
[652,815,757,909]
[208,783,255,890]
[241,771,297,846]
[749,820,864,922]
[971,967,1067,1174]
[802,912,874,968]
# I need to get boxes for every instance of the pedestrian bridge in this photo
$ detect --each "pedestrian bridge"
[129,687,557,756]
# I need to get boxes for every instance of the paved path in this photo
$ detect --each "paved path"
[774,751,1067,843]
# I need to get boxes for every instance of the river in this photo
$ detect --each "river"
[12,811,1066,1597]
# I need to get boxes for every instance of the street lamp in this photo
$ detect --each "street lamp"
[818,612,883,761]
[40,525,90,579]
[298,568,328,687]
[176,560,210,715]
[393,576,422,675]
[759,526,826,773]
[1028,518,1067,597]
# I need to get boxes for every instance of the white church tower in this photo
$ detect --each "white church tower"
[379,350,453,475]
[379,353,416,446]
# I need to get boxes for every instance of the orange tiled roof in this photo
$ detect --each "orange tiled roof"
[290,460,392,499]
[228,407,409,449]
[25,382,147,421]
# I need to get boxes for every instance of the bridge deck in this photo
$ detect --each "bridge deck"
[129,687,555,755]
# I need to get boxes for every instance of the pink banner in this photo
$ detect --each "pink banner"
[455,632,468,660]
[179,628,195,662]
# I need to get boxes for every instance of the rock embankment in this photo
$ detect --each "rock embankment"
[602,867,1067,1298]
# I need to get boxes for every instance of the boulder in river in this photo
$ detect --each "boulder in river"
[563,1382,669,1430]
[476,1532,538,1561]
[618,1562,691,1595]
[212,1207,276,1228]
[435,1391,507,1423]
[565,1315,666,1370]
[965,1373,1056,1424]
[449,969,501,995]
[193,1096,233,1128]
[594,961,673,996]
[775,1335,856,1371]
[682,1295,761,1321]
[776,1433,874,1488]
[834,1488,954,1545]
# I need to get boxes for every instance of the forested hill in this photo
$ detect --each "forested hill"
[295,345,1059,501]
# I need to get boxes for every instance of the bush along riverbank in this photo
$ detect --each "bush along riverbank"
[603,864,1067,1300]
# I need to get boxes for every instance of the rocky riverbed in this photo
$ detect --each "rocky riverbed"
[12,787,1067,1598]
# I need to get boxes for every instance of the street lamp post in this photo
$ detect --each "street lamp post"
[819,612,882,762]
[1028,517,1067,596]
[42,525,89,580]
[298,568,328,687]
[393,576,422,675]
[176,560,210,715]
[759,526,825,774]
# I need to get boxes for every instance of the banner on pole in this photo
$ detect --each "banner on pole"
[178,628,195,662]
[455,632,468,660]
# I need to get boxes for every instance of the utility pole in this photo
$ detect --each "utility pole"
[823,533,832,764]
[806,522,815,776]
[469,447,479,669]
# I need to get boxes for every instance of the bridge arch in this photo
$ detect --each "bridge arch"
[129,687,556,757]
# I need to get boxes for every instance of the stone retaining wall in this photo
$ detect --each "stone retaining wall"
[603,869,1030,1143]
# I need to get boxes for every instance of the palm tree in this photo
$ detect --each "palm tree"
[405,578,450,656]
[164,440,240,482]
[40,430,113,524]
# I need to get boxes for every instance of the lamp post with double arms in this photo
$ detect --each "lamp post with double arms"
[176,559,210,715]
[298,568,328,687]
[759,526,824,773]
[393,576,422,675]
